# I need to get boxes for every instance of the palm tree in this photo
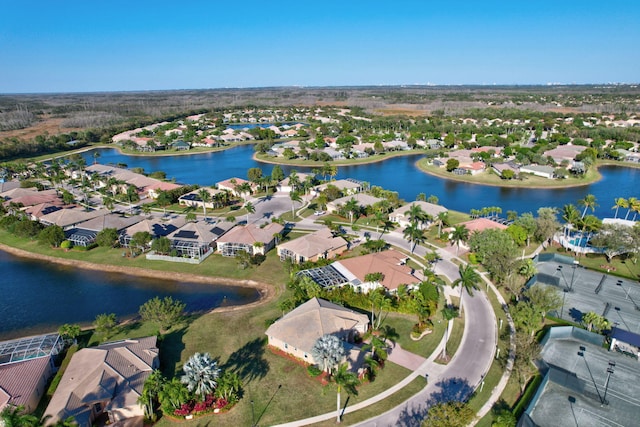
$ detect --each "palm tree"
[441,306,459,359]
[288,169,300,192]
[405,203,428,228]
[93,150,101,165]
[403,223,425,253]
[158,378,191,413]
[612,197,628,219]
[244,201,255,224]
[289,191,302,218]
[578,194,598,219]
[452,265,480,317]
[138,369,165,421]
[0,405,39,427]
[180,352,221,401]
[311,334,345,374]
[331,363,360,423]
[197,188,211,219]
[436,211,449,237]
[343,198,360,224]
[629,197,640,221]
[450,224,469,256]
[625,197,637,220]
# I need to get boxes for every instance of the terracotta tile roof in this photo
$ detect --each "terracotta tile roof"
[335,249,420,291]
[459,217,508,232]
[277,228,348,259]
[217,222,284,246]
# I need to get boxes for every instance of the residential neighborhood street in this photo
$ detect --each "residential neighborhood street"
[276,216,499,427]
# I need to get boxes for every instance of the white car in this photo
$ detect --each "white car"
[314,210,325,216]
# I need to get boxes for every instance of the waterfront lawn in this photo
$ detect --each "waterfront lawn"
[150,295,415,426]
[0,229,289,286]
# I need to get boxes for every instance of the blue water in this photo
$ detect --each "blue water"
[82,146,639,219]
[0,249,259,340]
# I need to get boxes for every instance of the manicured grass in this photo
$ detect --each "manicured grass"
[308,377,427,426]
[255,149,428,167]
[151,304,410,426]
[0,229,289,286]
[442,313,465,362]
[385,308,446,357]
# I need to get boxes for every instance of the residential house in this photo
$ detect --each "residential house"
[313,179,363,196]
[519,164,556,179]
[39,208,109,230]
[0,333,63,413]
[543,144,587,165]
[43,337,159,427]
[492,162,520,178]
[178,187,226,209]
[66,213,143,247]
[216,222,284,257]
[265,298,368,369]
[389,201,448,230]
[332,249,421,293]
[167,220,234,259]
[277,228,348,263]
[276,172,313,193]
[216,177,256,198]
[119,216,185,247]
[326,193,383,215]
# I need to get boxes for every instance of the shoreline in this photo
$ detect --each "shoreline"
[253,150,425,167]
[414,158,610,189]
[0,243,276,315]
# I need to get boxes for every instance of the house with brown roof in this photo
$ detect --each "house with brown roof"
[333,249,421,293]
[312,179,363,196]
[119,216,185,247]
[216,222,284,257]
[39,208,109,230]
[216,177,257,198]
[277,228,348,263]
[265,298,368,369]
[66,213,143,247]
[0,333,63,414]
[43,337,159,427]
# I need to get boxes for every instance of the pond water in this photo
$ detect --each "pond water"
[0,249,259,340]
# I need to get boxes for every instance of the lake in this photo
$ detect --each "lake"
[0,249,259,340]
[83,145,639,219]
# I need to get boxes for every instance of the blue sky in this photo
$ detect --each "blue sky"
[1,0,638,93]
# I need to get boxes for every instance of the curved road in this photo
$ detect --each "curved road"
[279,218,498,427]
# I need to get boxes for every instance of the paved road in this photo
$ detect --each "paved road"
[352,288,496,427]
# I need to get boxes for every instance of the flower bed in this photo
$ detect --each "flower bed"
[172,395,230,419]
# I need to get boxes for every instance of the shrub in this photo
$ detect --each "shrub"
[307,365,322,377]
[60,240,72,249]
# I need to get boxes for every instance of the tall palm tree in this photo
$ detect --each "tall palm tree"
[343,198,361,224]
[332,363,360,423]
[138,369,165,421]
[441,306,459,359]
[405,203,428,228]
[403,223,425,253]
[311,334,345,374]
[625,197,637,220]
[578,194,598,219]
[197,188,211,219]
[180,352,221,401]
[288,169,300,192]
[612,197,628,219]
[628,197,640,221]
[436,211,449,237]
[244,201,255,224]
[289,191,302,218]
[452,265,480,317]
[450,224,469,256]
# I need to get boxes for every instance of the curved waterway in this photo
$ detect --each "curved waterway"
[83,146,639,218]
[0,249,259,340]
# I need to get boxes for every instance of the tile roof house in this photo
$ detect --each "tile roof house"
[39,208,110,230]
[265,298,368,369]
[43,337,159,427]
[66,214,143,247]
[119,216,186,247]
[216,222,284,257]
[389,201,448,230]
[326,193,383,215]
[333,249,421,293]
[0,333,63,414]
[313,179,363,196]
[167,220,235,259]
[277,228,349,263]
